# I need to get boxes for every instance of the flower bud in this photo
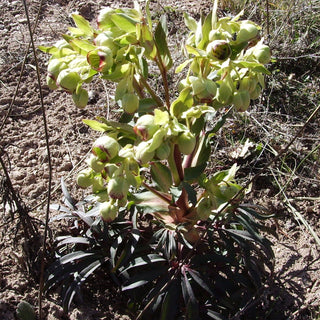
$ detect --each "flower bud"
[236,22,259,44]
[215,79,234,106]
[135,141,155,164]
[99,200,118,222]
[133,115,159,140]
[107,175,128,200]
[94,31,116,53]
[76,168,94,188]
[121,92,139,114]
[206,40,231,61]
[196,197,213,220]
[87,47,113,73]
[92,136,120,162]
[249,85,262,100]
[192,78,217,101]
[239,76,258,94]
[92,176,105,193]
[56,69,81,93]
[253,44,271,64]
[177,131,196,155]
[232,90,250,112]
[72,87,88,108]
[88,154,105,172]
[46,75,58,90]
[48,59,68,79]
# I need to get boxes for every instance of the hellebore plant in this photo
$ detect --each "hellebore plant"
[42,1,274,318]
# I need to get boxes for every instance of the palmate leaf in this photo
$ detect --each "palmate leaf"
[122,265,168,291]
[110,229,140,272]
[181,272,199,320]
[152,228,177,259]
[121,254,166,274]
[160,279,180,320]
[56,236,90,247]
[187,269,214,296]
[61,257,107,312]
[44,251,104,291]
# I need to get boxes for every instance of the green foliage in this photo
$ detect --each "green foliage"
[43,1,275,318]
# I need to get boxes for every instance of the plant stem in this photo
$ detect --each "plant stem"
[155,54,170,109]
[168,144,181,186]
[139,74,163,107]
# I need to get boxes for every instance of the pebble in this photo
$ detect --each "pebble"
[17,18,27,24]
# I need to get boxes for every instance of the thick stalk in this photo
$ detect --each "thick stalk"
[168,144,181,186]
[155,54,170,109]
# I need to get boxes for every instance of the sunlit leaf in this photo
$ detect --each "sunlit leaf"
[111,13,138,33]
[72,14,94,37]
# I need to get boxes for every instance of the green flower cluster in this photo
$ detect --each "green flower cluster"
[177,10,271,112]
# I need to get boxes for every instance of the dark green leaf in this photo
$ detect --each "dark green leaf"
[181,182,197,206]
[154,15,172,69]
[56,236,90,246]
[187,269,213,296]
[181,273,199,320]
[122,265,167,291]
[138,98,158,113]
[160,279,181,320]
[184,162,207,182]
[121,254,166,273]
[61,178,76,210]
[62,258,105,312]
[206,310,226,320]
